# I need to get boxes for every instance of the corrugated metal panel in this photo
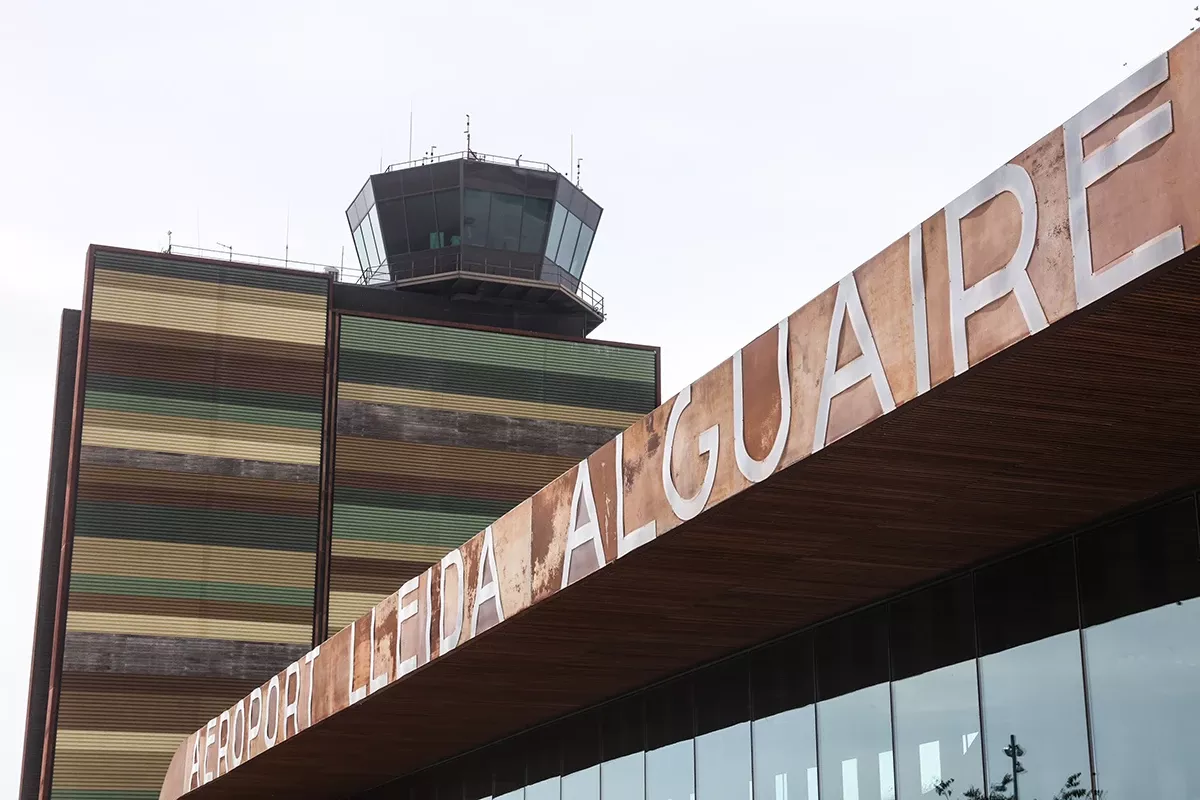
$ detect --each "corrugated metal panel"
[47,250,329,800]
[328,316,659,630]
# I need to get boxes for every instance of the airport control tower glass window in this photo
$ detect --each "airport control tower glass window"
[405,194,438,252]
[569,224,594,278]
[464,190,491,247]
[434,190,462,248]
[488,192,525,251]
[545,203,568,262]
[521,197,552,253]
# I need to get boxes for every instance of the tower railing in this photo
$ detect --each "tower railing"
[371,253,605,318]
[383,150,561,175]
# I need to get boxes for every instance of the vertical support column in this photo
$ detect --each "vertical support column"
[313,288,340,646]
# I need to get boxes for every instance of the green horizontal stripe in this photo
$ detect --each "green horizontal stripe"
[338,350,656,414]
[334,486,514,519]
[85,389,322,430]
[75,501,318,552]
[95,249,329,295]
[87,373,321,412]
[340,315,657,383]
[332,504,495,549]
[69,573,313,607]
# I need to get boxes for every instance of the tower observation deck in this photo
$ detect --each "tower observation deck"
[345,152,606,336]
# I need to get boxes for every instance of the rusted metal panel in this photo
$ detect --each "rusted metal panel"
[160,32,1200,800]
[38,248,331,800]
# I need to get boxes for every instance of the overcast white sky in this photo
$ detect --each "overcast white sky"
[0,0,1192,793]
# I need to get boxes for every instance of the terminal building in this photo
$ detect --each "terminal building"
[19,155,659,800]
[20,28,1200,800]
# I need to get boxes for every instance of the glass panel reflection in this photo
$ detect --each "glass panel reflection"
[433,189,462,247]
[556,213,583,269]
[464,189,491,247]
[647,681,693,800]
[754,706,817,800]
[977,541,1090,800]
[1080,497,1200,800]
[367,206,388,270]
[521,196,552,253]
[892,663,981,799]
[890,578,981,800]
[647,741,693,800]
[979,634,1090,800]
[696,660,750,800]
[545,203,568,262]
[602,696,644,800]
[352,224,370,273]
[562,768,599,800]
[488,193,524,251]
[752,636,817,800]
[1086,599,1200,799]
[570,225,594,278]
[817,685,894,800]
[405,194,437,252]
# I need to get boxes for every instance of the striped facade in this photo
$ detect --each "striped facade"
[48,250,330,800]
[329,315,659,630]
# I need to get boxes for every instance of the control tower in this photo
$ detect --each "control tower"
[344,152,605,336]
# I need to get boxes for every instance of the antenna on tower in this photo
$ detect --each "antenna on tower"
[216,241,233,261]
[576,158,583,189]
[166,230,173,254]
[465,114,473,158]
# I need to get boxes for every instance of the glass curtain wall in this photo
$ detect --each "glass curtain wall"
[367,490,1200,800]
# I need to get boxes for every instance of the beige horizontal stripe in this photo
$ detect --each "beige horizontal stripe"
[67,610,311,645]
[335,436,573,486]
[328,591,393,631]
[338,382,644,430]
[330,538,449,563]
[95,267,327,313]
[82,408,320,465]
[57,728,182,754]
[71,537,315,588]
[91,278,325,347]
[49,749,171,790]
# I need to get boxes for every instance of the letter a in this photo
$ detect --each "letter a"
[562,459,605,588]
[813,274,895,452]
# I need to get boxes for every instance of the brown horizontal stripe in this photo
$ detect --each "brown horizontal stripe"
[77,474,319,517]
[336,400,617,458]
[68,593,312,626]
[329,557,430,592]
[61,671,253,697]
[334,468,542,504]
[62,631,308,681]
[88,317,325,364]
[335,436,574,486]
[81,445,320,484]
[88,339,325,398]
[57,679,256,733]
[79,462,319,502]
